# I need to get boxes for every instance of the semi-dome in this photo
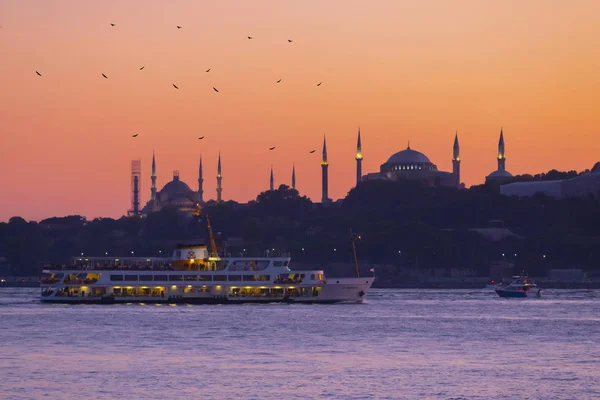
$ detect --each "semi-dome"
[387,146,431,164]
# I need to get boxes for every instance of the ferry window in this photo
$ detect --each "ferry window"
[283,261,289,266]
[169,275,183,282]
[139,275,153,282]
[273,261,283,267]
[198,275,212,281]
[255,275,270,281]
[228,275,242,281]
[214,275,227,282]
[124,275,138,282]
[110,275,123,281]
[175,251,181,258]
[153,275,168,281]
[310,274,315,279]
[243,275,254,282]
[184,275,197,281]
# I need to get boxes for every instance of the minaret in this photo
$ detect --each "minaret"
[355,127,363,186]
[216,152,222,202]
[151,151,157,209]
[270,165,274,191]
[452,132,460,185]
[321,135,330,203]
[291,164,296,190]
[497,128,506,172]
[198,155,204,204]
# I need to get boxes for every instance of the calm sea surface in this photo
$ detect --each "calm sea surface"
[1,288,599,400]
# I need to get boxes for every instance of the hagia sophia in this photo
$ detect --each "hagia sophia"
[128,129,599,216]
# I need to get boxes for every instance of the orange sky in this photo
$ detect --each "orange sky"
[1,0,599,221]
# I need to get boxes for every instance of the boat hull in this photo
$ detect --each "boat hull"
[495,288,540,298]
[40,277,375,305]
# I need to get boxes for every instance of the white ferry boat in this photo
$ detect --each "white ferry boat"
[40,244,374,304]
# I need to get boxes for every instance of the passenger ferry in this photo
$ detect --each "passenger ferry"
[40,244,374,304]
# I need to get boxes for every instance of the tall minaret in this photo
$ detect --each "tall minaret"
[452,132,460,185]
[355,127,363,186]
[270,165,274,191]
[497,128,506,172]
[291,164,296,190]
[321,135,330,203]
[150,151,157,209]
[216,152,222,202]
[198,155,204,204]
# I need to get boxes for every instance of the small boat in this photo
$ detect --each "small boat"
[495,275,541,298]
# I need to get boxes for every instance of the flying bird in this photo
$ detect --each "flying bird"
[288,39,293,43]
[213,87,219,92]
[247,36,253,39]
[173,84,179,89]
[132,134,139,138]
[269,147,276,150]
[139,66,145,70]
[309,150,316,153]
[110,23,115,27]
[198,136,205,140]
[35,71,42,76]
[276,79,282,83]
[205,68,211,73]
[316,82,322,86]
[177,26,182,29]
[102,73,108,79]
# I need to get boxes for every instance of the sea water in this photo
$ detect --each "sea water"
[1,288,599,399]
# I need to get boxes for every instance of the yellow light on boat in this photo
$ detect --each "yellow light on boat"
[216,285,221,290]
[230,286,238,289]
[259,286,266,289]
[126,286,133,289]
[187,285,192,288]
[289,286,295,289]
[114,286,121,289]
[171,285,177,289]
[244,286,251,289]
[274,286,281,289]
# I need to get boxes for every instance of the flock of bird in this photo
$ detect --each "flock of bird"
[32,23,321,154]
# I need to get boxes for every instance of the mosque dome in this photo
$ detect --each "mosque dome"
[386,146,432,165]
[160,173,194,198]
[380,144,438,173]
[486,170,513,179]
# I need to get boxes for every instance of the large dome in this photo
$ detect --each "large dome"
[387,147,432,164]
[160,175,194,198]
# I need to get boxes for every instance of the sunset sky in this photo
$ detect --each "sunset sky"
[1,0,599,221]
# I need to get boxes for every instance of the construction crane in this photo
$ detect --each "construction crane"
[350,228,361,278]
[194,204,219,257]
